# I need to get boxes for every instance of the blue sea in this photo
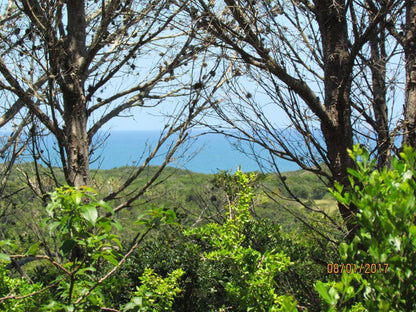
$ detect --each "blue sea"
[2,130,299,174]
[89,130,299,173]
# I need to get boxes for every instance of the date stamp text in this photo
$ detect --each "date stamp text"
[327,263,389,274]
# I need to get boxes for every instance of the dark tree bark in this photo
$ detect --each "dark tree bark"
[314,0,356,226]
[404,0,416,147]
[369,27,390,168]
[61,0,89,186]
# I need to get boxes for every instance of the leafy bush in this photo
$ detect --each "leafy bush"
[316,145,416,311]
[186,170,298,311]
[42,186,124,310]
[0,265,46,311]
[0,169,341,311]
[1,186,185,311]
[1,186,124,310]
[118,169,336,311]
[123,268,184,311]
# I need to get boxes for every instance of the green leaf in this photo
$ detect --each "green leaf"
[78,266,96,274]
[133,297,143,306]
[98,218,112,232]
[112,219,123,231]
[0,253,11,262]
[48,221,61,235]
[111,237,123,249]
[0,240,17,250]
[79,185,96,194]
[328,287,340,305]
[81,204,98,225]
[123,297,143,311]
[26,243,40,256]
[102,252,119,266]
[409,225,416,247]
[72,191,83,205]
[279,295,298,312]
[98,200,114,214]
[315,281,335,305]
[388,236,401,252]
[403,170,413,181]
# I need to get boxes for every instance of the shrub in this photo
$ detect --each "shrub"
[186,170,298,311]
[316,145,416,311]
[0,265,46,311]
[123,268,184,311]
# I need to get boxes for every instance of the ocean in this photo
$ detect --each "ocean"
[2,130,299,174]
[89,130,299,173]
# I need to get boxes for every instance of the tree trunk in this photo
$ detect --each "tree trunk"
[64,100,89,187]
[367,9,390,168]
[315,0,357,237]
[404,0,416,148]
[62,0,89,187]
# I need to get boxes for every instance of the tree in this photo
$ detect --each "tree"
[403,1,416,147]
[0,0,222,207]
[188,0,409,238]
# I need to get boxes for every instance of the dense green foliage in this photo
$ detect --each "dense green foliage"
[123,268,185,311]
[1,168,338,311]
[316,146,416,311]
[0,265,45,311]
[0,164,335,244]
[1,186,123,310]
[0,186,185,311]
[184,170,297,311]
[2,147,415,311]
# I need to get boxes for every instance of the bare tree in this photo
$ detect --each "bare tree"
[0,1,231,303]
[187,0,407,238]
[403,0,416,147]
[0,0,222,208]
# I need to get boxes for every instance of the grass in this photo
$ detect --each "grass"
[314,199,338,213]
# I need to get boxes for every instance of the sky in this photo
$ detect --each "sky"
[104,108,169,131]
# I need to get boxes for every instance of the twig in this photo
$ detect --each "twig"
[73,227,152,305]
[9,254,71,275]
[0,279,61,303]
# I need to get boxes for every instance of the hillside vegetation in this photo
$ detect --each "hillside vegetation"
[0,163,337,244]
[1,147,415,311]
